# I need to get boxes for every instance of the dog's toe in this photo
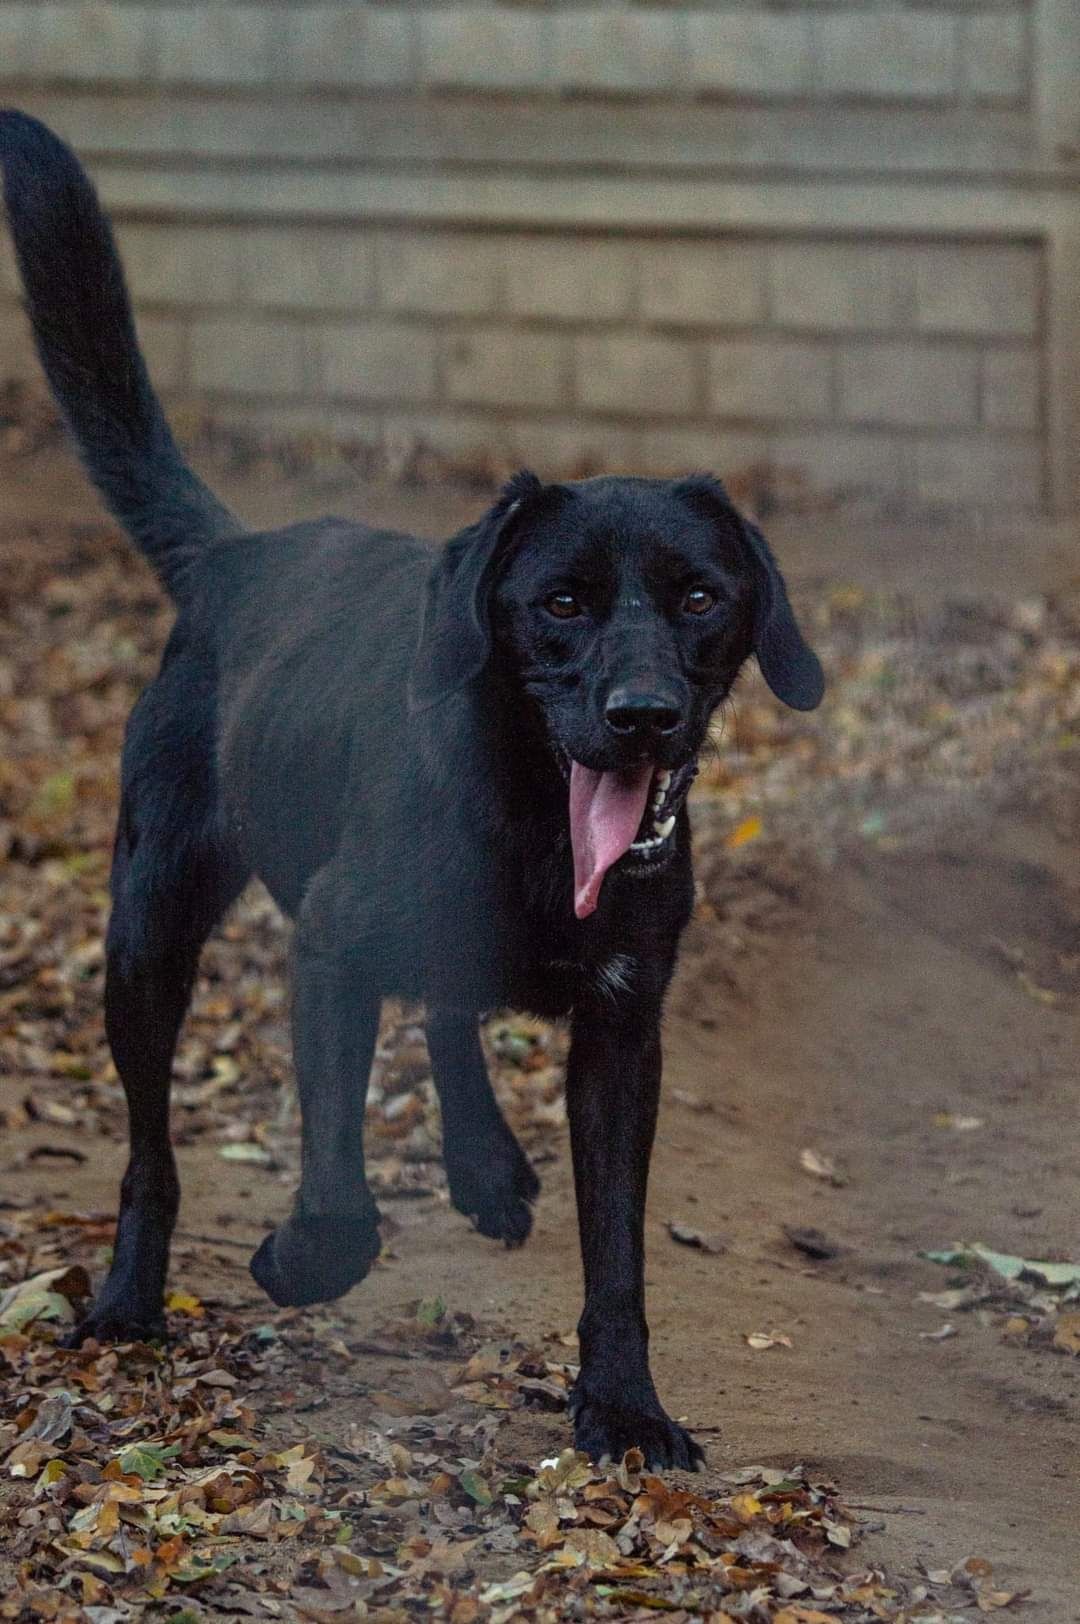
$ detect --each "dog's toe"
[447,1136,539,1248]
[571,1389,704,1472]
[62,1305,167,1348]
[249,1209,381,1308]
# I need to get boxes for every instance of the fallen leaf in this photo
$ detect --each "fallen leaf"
[783,1225,844,1261]
[667,1220,726,1255]
[1052,1312,1080,1356]
[919,1323,958,1342]
[799,1148,846,1187]
[725,815,762,849]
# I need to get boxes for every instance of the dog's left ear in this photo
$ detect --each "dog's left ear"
[740,518,825,711]
[408,469,543,713]
[672,475,824,711]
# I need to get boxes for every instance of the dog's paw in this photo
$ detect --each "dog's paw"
[62,1300,167,1348]
[446,1133,540,1248]
[571,1389,704,1472]
[249,1208,381,1308]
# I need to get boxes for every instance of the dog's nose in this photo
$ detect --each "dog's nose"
[605,686,683,737]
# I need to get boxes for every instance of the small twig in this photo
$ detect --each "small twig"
[846,1503,927,1515]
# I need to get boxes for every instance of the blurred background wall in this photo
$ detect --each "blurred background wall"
[0,1,1078,513]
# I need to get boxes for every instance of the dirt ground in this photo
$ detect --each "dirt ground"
[2,447,1079,1620]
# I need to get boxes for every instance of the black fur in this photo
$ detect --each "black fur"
[1,111,824,1470]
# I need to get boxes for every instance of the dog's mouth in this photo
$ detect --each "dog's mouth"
[568,760,696,920]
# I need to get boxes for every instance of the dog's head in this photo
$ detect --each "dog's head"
[410,471,823,919]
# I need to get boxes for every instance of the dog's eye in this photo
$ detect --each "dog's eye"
[545,592,583,620]
[683,587,717,616]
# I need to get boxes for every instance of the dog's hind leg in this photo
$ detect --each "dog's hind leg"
[72,778,247,1343]
[250,865,383,1307]
[427,1009,539,1247]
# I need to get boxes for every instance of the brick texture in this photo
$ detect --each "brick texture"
[839,342,979,428]
[553,12,684,93]
[321,322,438,403]
[444,328,568,409]
[814,13,957,99]
[35,3,152,83]
[914,246,1040,336]
[377,236,502,317]
[156,7,276,86]
[640,245,766,327]
[282,7,415,89]
[576,335,699,417]
[419,10,550,90]
[505,240,635,322]
[0,2,1054,512]
[709,341,833,422]
[769,245,912,332]
[192,318,316,397]
[688,13,813,98]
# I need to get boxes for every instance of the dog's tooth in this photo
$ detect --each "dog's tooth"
[654,815,675,839]
[657,770,672,790]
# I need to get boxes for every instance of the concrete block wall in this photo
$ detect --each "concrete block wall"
[0,1,1076,512]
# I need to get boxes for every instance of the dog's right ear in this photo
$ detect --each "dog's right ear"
[408,469,543,713]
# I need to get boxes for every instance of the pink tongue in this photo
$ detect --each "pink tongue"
[568,761,655,920]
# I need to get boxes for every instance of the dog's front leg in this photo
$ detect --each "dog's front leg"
[566,1001,703,1471]
[250,870,383,1307]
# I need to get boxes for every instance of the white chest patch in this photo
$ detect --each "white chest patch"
[595,953,637,1001]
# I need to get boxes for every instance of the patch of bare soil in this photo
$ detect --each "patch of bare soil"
[1,452,1079,1620]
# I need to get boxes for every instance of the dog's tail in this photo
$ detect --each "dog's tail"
[0,111,238,598]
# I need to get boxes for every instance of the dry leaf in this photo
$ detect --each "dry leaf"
[798,1148,845,1187]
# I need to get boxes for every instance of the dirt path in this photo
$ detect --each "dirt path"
[6,788,1078,1615]
[2,450,1080,1617]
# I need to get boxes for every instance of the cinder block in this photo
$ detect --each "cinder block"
[553,11,684,92]
[982,348,1041,430]
[320,321,438,403]
[914,245,1040,337]
[838,341,979,427]
[419,9,550,90]
[444,328,568,409]
[241,229,374,312]
[815,13,956,99]
[577,334,699,417]
[773,429,912,499]
[769,243,912,332]
[0,7,39,79]
[281,6,415,88]
[192,317,317,397]
[33,3,153,82]
[118,226,243,307]
[688,13,812,97]
[377,235,502,317]
[638,427,769,481]
[640,243,766,327]
[0,306,39,382]
[709,340,833,421]
[504,239,635,321]
[915,435,1044,506]
[136,315,187,392]
[962,14,1027,101]
[157,6,274,85]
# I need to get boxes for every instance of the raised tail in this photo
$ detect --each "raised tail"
[0,110,237,598]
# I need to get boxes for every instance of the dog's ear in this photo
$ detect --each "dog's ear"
[672,475,824,712]
[739,517,825,711]
[408,469,544,713]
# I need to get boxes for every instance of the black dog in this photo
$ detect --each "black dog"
[0,113,823,1469]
